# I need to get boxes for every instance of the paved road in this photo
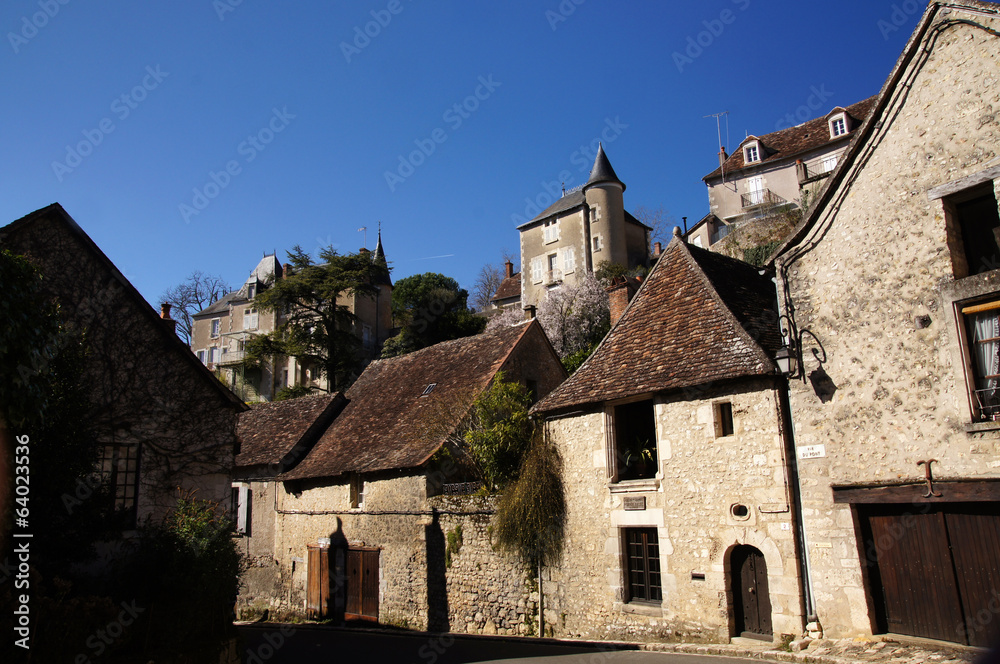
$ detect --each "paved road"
[238,624,773,664]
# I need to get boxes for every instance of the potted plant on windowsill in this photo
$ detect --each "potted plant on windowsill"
[623,438,656,479]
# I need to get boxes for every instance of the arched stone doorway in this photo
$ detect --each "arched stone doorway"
[730,544,773,640]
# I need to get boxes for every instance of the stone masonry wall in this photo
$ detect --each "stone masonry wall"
[774,10,1000,640]
[546,378,803,643]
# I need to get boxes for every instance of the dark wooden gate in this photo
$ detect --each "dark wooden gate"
[345,548,379,622]
[862,503,1000,647]
[731,545,772,639]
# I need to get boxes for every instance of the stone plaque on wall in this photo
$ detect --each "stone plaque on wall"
[623,496,646,511]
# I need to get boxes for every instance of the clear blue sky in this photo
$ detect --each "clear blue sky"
[1,0,921,306]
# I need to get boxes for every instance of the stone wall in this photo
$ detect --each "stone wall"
[774,8,1000,639]
[545,378,803,643]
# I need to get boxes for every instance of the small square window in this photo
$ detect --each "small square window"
[589,206,601,223]
[715,402,734,437]
[624,527,662,603]
[593,235,603,252]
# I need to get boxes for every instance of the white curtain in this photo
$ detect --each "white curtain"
[971,310,1000,393]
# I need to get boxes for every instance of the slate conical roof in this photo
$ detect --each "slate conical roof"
[532,237,782,414]
[372,230,392,286]
[584,143,625,191]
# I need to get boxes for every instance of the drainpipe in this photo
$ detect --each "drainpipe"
[776,379,819,633]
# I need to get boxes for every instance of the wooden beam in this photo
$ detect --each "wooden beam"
[927,164,1000,201]
[832,479,1000,504]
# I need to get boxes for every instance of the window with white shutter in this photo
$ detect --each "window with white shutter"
[562,246,576,274]
[531,256,544,284]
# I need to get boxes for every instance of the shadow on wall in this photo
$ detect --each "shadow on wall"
[426,509,450,631]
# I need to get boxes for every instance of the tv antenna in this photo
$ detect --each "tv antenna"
[705,110,730,185]
[358,226,367,248]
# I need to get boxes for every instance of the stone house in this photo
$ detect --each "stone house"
[232,393,347,609]
[0,203,247,529]
[191,234,393,401]
[258,321,567,631]
[515,145,651,310]
[688,97,876,253]
[770,0,1000,647]
[532,232,807,643]
[489,260,521,310]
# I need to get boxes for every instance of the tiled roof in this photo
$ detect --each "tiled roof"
[194,291,240,317]
[703,96,878,181]
[519,190,586,229]
[491,272,521,302]
[533,238,781,414]
[235,393,346,468]
[281,322,540,480]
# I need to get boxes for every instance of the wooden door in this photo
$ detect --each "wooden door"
[345,548,379,622]
[731,545,772,639]
[306,545,329,620]
[862,503,1000,646]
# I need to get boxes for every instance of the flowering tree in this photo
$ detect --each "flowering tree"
[537,273,610,359]
[483,306,523,333]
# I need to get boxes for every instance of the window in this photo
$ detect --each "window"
[211,318,220,338]
[743,142,760,164]
[715,402,734,437]
[208,347,219,364]
[244,308,259,330]
[822,155,838,173]
[543,220,559,243]
[100,444,139,528]
[589,205,601,223]
[531,256,544,284]
[962,299,1000,421]
[829,114,848,137]
[349,474,365,509]
[947,184,1000,277]
[547,253,560,282]
[624,527,662,603]
[609,399,658,481]
[247,283,256,299]
[744,175,765,207]
[593,235,603,252]
[363,324,373,350]
[562,246,576,274]
[691,236,703,248]
[710,221,730,245]
[197,349,206,364]
[421,383,437,396]
[231,482,251,535]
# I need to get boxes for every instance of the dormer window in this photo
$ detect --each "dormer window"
[247,283,256,299]
[829,113,848,138]
[743,142,760,164]
[421,383,437,396]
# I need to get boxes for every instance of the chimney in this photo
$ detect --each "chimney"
[718,146,728,167]
[653,242,663,258]
[504,260,514,279]
[524,305,536,321]
[160,302,178,334]
[283,263,292,279]
[606,278,639,326]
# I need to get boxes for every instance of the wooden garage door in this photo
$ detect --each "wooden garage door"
[862,503,1000,646]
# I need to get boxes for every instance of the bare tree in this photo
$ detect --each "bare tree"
[160,271,232,344]
[633,204,675,250]
[471,249,517,312]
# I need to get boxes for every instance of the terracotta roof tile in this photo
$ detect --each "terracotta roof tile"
[281,322,540,480]
[533,239,780,413]
[491,272,521,302]
[704,96,878,181]
[235,393,346,468]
